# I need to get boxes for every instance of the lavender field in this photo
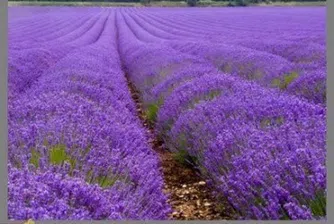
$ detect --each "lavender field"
[8,6,326,220]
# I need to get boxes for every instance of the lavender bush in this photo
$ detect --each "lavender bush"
[116,6,326,220]
[8,8,170,220]
[8,6,326,220]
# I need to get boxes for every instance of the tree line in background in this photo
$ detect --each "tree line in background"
[223,0,325,7]
[9,0,327,7]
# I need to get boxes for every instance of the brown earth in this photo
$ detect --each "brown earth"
[126,80,233,220]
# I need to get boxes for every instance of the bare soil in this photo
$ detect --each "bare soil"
[127,80,233,220]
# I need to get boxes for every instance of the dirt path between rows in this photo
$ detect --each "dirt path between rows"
[115,11,232,219]
[126,80,233,220]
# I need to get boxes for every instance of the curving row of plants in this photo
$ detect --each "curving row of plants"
[122,7,326,105]
[8,9,170,220]
[117,8,326,220]
[8,6,326,220]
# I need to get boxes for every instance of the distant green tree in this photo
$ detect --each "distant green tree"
[226,0,248,6]
[235,0,248,6]
[186,0,199,6]
[140,0,150,5]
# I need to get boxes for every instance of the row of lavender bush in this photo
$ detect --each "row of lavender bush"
[8,6,326,220]
[117,7,326,220]
[8,8,108,98]
[8,8,170,220]
[122,7,326,105]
